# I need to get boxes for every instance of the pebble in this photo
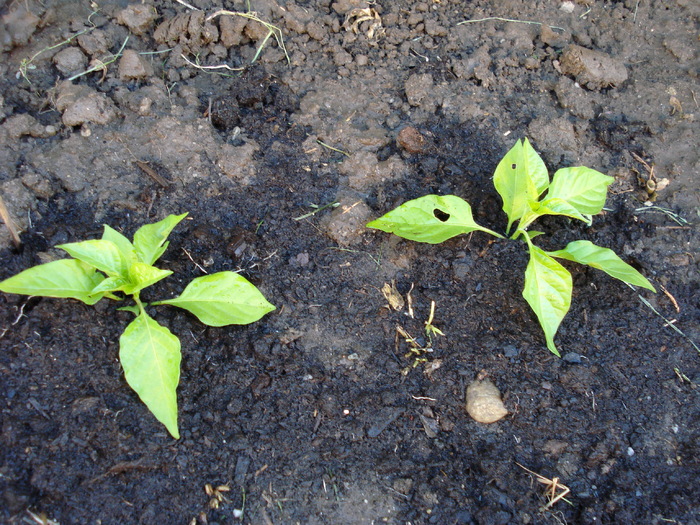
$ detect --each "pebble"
[397,126,430,154]
[52,47,87,76]
[563,352,583,364]
[466,378,508,424]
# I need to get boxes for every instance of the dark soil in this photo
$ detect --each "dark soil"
[1,0,699,524]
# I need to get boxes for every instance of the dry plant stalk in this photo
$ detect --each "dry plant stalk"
[516,462,571,510]
[0,195,21,248]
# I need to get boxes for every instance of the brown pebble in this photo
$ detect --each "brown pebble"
[466,378,508,424]
[397,126,429,154]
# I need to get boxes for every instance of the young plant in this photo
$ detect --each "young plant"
[0,213,275,438]
[367,138,655,356]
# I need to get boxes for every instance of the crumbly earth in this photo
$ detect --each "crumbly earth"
[1,1,698,524]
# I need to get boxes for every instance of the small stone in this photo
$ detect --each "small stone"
[466,378,508,424]
[117,4,157,36]
[77,30,109,57]
[325,196,372,246]
[503,345,520,358]
[52,47,87,76]
[397,126,430,154]
[405,73,434,107]
[118,49,153,81]
[55,81,117,127]
[563,352,582,364]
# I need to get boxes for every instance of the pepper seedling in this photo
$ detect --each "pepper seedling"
[0,213,275,437]
[367,138,655,356]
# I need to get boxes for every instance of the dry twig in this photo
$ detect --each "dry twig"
[516,462,572,510]
[0,194,21,248]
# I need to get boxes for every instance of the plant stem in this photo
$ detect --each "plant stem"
[134,294,146,316]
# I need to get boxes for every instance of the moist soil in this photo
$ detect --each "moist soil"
[1,1,699,524]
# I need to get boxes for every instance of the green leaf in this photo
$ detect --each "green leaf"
[58,239,129,278]
[493,138,550,233]
[524,231,545,240]
[123,262,173,295]
[153,271,276,327]
[548,240,656,292]
[546,167,614,216]
[133,213,188,265]
[522,245,573,357]
[118,304,141,315]
[91,276,130,294]
[366,195,502,244]
[534,197,591,225]
[119,312,181,439]
[0,259,107,305]
[102,225,137,265]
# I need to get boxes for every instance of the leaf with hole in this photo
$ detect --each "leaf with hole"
[367,194,502,243]
[366,137,655,357]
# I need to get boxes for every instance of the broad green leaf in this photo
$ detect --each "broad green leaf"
[120,312,181,438]
[102,225,137,266]
[0,259,106,305]
[58,239,129,278]
[546,167,613,216]
[534,197,591,225]
[91,276,130,294]
[493,138,549,233]
[123,262,173,295]
[523,245,573,357]
[153,271,276,327]
[134,213,188,265]
[366,195,502,244]
[548,240,656,292]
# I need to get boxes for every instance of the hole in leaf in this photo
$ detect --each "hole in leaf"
[511,163,517,169]
[433,209,450,222]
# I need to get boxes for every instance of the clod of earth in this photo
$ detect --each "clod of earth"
[559,44,628,90]
[466,378,508,424]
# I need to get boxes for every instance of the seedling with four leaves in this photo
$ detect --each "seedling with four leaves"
[367,138,655,356]
[0,213,275,438]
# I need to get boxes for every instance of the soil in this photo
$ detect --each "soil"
[1,0,699,524]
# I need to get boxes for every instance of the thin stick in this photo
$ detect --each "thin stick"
[68,36,129,81]
[317,139,350,157]
[0,195,21,248]
[627,284,700,355]
[457,16,565,32]
[182,248,208,274]
[293,201,340,221]
[659,284,680,313]
[180,54,244,73]
[135,161,171,188]
[174,0,200,10]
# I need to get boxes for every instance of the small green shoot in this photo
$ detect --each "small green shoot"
[0,214,275,438]
[368,138,655,356]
